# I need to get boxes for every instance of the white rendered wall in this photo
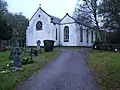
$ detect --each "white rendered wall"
[26,8,96,47]
[60,15,77,46]
[26,8,59,46]
[75,24,96,47]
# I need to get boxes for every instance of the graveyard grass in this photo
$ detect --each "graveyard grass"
[0,48,60,90]
[88,50,120,90]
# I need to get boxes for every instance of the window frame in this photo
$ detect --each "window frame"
[64,26,69,42]
[91,31,94,43]
[80,26,83,42]
[36,21,43,31]
[86,30,89,43]
[56,28,57,40]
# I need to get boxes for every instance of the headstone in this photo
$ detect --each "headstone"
[34,50,38,60]
[12,47,22,71]
[37,40,41,53]
[25,47,30,56]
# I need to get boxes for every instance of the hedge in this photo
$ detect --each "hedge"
[43,40,55,52]
[93,44,120,51]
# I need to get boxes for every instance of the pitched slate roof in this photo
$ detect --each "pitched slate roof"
[50,15,61,24]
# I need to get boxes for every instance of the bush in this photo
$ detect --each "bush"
[22,57,34,65]
[0,46,8,52]
[43,40,55,52]
[1,64,11,71]
[0,40,9,52]
[94,44,120,52]
[93,40,102,49]
[93,39,102,49]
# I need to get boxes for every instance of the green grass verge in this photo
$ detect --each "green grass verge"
[0,48,60,90]
[88,50,120,90]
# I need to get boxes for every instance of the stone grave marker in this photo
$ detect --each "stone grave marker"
[37,40,41,53]
[12,47,22,71]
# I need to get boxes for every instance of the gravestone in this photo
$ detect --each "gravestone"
[37,40,41,53]
[24,47,30,56]
[12,47,22,71]
[11,28,22,71]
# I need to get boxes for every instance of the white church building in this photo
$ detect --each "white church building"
[26,6,96,46]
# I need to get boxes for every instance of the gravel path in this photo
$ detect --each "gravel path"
[16,48,99,90]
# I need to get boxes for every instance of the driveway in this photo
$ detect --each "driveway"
[16,48,99,90]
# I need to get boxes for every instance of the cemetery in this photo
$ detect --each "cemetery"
[0,37,59,90]
[0,35,120,90]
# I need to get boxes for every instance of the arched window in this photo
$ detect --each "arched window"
[86,30,89,43]
[91,31,94,43]
[36,21,42,30]
[80,26,83,42]
[64,26,69,42]
[56,28,57,40]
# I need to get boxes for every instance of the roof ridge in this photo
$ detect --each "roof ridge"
[49,15,61,20]
[29,7,61,24]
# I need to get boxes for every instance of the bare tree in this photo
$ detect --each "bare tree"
[74,0,102,42]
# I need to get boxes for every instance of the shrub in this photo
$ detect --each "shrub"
[22,57,34,65]
[0,46,8,52]
[93,40,102,49]
[43,40,55,52]
[94,44,120,52]
[1,64,11,71]
[0,40,10,52]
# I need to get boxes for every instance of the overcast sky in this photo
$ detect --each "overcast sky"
[6,0,77,19]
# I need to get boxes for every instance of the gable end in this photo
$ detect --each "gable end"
[29,7,61,24]
[60,13,76,23]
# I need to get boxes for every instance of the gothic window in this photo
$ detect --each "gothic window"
[64,26,69,42]
[80,26,83,42]
[86,30,89,43]
[36,21,42,30]
[56,28,57,40]
[91,31,94,43]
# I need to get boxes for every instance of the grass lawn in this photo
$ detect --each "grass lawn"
[0,48,60,90]
[88,50,120,90]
